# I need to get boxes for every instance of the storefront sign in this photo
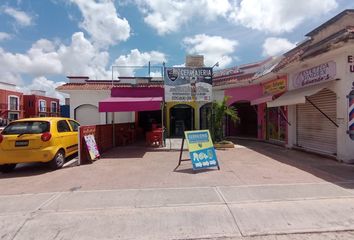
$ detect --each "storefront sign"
[184,130,219,170]
[348,55,354,73]
[164,67,212,102]
[292,61,336,89]
[263,78,287,95]
[84,134,100,161]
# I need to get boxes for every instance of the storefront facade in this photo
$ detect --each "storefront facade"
[212,59,273,140]
[270,44,354,163]
[253,76,288,144]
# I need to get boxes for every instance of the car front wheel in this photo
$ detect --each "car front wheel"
[49,150,65,170]
[0,164,17,173]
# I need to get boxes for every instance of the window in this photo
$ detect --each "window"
[68,120,80,132]
[8,112,19,121]
[2,121,50,135]
[51,101,58,113]
[39,113,46,117]
[57,120,71,132]
[8,96,19,111]
[39,100,46,112]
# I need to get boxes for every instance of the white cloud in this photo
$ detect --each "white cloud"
[58,32,111,79]
[262,37,296,56]
[0,31,167,97]
[0,32,111,82]
[173,63,185,67]
[113,49,166,76]
[149,71,163,77]
[183,34,238,68]
[19,77,68,104]
[3,7,33,26]
[0,45,62,77]
[136,0,232,35]
[0,32,12,41]
[229,0,338,34]
[70,0,130,48]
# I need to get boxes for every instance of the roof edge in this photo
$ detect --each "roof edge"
[305,9,354,37]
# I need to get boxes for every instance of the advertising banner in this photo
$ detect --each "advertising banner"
[291,61,336,90]
[184,130,219,170]
[263,78,287,95]
[84,134,100,161]
[164,67,212,102]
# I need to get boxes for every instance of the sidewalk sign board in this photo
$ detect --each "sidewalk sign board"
[84,134,100,161]
[183,130,219,170]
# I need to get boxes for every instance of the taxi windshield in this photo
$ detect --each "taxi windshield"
[2,121,50,135]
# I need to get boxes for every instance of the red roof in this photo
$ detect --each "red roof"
[57,82,164,91]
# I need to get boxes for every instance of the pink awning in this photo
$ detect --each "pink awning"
[99,97,163,112]
[250,95,273,106]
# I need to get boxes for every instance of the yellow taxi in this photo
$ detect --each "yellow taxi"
[0,117,80,172]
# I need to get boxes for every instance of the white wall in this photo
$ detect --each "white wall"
[66,90,134,126]
[285,45,354,163]
[336,46,354,163]
[212,89,225,102]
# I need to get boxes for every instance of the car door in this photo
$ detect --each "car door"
[57,120,77,156]
[68,120,80,154]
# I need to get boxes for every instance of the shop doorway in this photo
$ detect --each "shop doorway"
[138,110,162,134]
[200,103,212,130]
[170,104,194,137]
[228,101,257,138]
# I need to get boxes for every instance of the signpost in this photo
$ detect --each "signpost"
[177,130,219,171]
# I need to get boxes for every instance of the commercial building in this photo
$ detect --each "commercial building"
[57,10,354,163]
[267,9,354,162]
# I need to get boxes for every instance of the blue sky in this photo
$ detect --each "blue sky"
[0,0,353,101]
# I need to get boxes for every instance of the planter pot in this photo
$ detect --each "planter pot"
[214,141,234,149]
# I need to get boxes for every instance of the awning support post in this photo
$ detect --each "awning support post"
[161,101,165,147]
[278,107,291,126]
[305,97,339,128]
[112,112,116,147]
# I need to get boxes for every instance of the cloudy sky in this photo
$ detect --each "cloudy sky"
[0,0,353,102]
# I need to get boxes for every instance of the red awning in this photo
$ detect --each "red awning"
[99,97,163,112]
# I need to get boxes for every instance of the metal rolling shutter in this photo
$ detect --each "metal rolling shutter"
[296,89,337,155]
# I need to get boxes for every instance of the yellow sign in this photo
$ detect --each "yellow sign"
[263,78,287,95]
[184,130,219,170]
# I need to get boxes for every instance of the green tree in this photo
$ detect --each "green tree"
[210,96,239,142]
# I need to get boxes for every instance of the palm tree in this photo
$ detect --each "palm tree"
[210,96,239,142]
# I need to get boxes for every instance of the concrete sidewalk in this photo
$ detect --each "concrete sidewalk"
[1,182,354,240]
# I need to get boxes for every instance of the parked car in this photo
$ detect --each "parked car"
[0,117,80,173]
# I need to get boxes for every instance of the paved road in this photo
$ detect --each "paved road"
[1,140,354,239]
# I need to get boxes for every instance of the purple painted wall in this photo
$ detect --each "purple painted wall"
[225,84,263,139]
[111,87,164,97]
[225,84,263,105]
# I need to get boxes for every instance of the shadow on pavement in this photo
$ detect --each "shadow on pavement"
[232,139,354,189]
[0,153,78,179]
[173,167,218,174]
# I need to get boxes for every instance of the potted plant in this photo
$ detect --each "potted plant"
[210,96,239,149]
